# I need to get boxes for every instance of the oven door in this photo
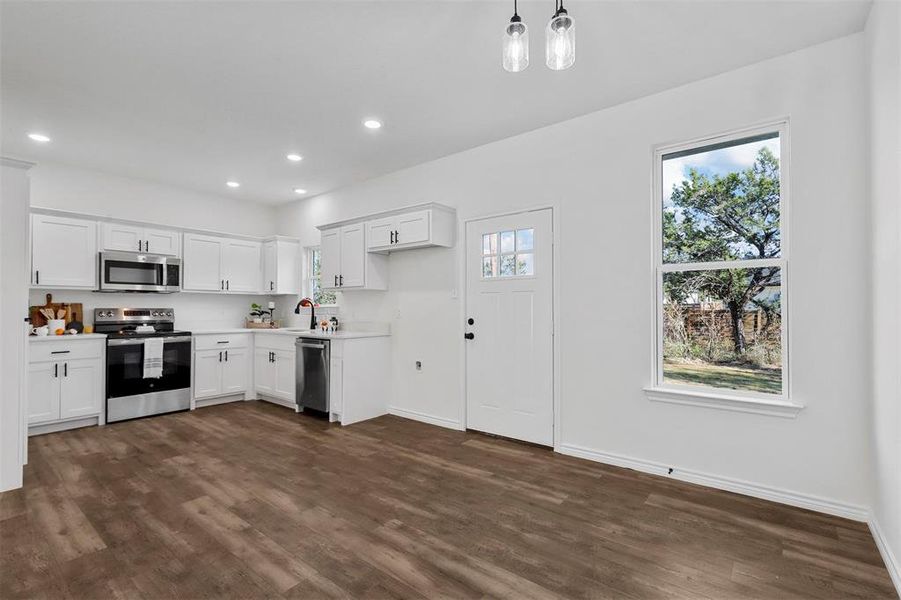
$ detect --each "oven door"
[106,337,192,399]
[99,251,181,293]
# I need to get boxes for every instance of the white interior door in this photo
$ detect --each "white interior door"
[465,209,554,446]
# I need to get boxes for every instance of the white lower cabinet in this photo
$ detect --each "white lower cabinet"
[27,338,105,434]
[192,334,250,403]
[253,334,296,407]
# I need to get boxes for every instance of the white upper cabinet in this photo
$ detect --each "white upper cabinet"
[183,234,261,293]
[101,222,180,255]
[262,238,301,295]
[319,225,387,291]
[223,239,262,293]
[31,214,97,288]
[365,206,455,253]
[183,234,224,291]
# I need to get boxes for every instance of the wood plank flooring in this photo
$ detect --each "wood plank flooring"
[1,401,896,599]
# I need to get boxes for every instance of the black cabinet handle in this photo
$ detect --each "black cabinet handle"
[334,275,338,287]
[219,351,222,362]
[224,350,228,362]
[138,240,142,251]
[216,341,229,344]
[50,350,70,355]
[270,281,274,291]
[395,230,399,243]
[35,270,39,285]
[64,363,68,377]
[145,241,149,252]
[269,351,274,363]
[464,332,475,340]
[390,231,395,244]
[221,280,224,290]
[339,275,343,286]
[226,280,229,290]
[53,364,58,378]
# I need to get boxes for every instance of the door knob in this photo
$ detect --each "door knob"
[464,332,475,340]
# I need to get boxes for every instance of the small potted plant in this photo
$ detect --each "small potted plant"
[249,303,268,324]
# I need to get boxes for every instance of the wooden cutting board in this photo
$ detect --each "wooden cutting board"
[29,293,84,330]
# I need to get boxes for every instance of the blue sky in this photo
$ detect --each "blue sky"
[663,137,780,207]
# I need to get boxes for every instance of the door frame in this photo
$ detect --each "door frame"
[459,204,561,449]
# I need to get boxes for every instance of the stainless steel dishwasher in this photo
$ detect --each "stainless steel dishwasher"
[295,337,330,412]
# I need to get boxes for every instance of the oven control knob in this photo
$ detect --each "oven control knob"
[166,311,173,317]
[152,311,159,317]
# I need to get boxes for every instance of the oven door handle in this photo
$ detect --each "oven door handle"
[107,336,190,346]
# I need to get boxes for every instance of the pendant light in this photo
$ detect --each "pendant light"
[502,0,529,72]
[546,0,575,71]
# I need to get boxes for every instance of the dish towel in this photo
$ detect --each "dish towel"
[143,338,164,379]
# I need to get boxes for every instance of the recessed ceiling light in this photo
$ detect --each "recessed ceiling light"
[28,133,51,143]
[293,188,307,195]
[363,119,382,130]
[226,181,240,188]
[286,153,303,162]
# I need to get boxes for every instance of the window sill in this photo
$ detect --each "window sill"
[643,386,804,418]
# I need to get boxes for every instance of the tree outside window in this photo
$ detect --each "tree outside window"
[309,247,336,305]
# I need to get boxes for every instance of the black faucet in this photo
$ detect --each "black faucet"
[294,297,316,330]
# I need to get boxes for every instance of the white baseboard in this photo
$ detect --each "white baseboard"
[194,394,245,409]
[869,516,901,596]
[557,442,870,522]
[388,406,463,431]
[28,415,100,437]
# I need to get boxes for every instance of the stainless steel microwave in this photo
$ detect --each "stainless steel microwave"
[98,251,181,293]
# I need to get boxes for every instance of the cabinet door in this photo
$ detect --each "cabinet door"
[193,349,222,399]
[367,217,395,250]
[320,228,341,290]
[59,358,102,419]
[28,362,60,424]
[254,349,275,395]
[262,241,278,293]
[224,239,262,293]
[144,228,181,256]
[183,234,224,291]
[339,224,366,288]
[101,222,144,252]
[221,348,249,395]
[273,351,296,402]
[32,215,97,288]
[275,241,300,295]
[396,210,431,246]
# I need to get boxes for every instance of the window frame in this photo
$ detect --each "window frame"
[304,245,337,307]
[646,120,802,417]
[480,228,537,280]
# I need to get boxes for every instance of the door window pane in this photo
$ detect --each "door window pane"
[500,254,516,277]
[482,233,497,255]
[516,228,534,251]
[516,253,534,276]
[500,231,515,253]
[662,267,782,394]
[483,256,497,278]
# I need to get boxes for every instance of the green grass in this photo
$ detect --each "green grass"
[663,360,782,395]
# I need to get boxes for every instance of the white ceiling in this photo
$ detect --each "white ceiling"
[1,1,871,205]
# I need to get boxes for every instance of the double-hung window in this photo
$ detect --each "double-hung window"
[649,121,797,414]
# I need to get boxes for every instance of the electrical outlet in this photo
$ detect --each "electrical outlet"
[415,360,422,371]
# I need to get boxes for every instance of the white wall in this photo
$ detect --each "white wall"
[277,35,874,513]
[1,159,32,491]
[867,0,901,588]
[29,162,276,237]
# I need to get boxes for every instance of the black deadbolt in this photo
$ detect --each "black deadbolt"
[467,318,474,325]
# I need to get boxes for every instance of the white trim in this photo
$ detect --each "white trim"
[194,394,245,409]
[388,406,463,431]
[869,516,901,596]
[315,202,456,231]
[28,416,101,437]
[651,119,792,404]
[644,386,804,418]
[557,442,869,522]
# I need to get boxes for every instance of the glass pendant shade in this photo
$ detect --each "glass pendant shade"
[503,19,529,72]
[545,13,575,70]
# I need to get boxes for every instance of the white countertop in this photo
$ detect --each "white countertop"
[28,333,107,342]
[191,328,390,339]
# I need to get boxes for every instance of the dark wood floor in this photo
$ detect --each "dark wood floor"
[1,402,895,599]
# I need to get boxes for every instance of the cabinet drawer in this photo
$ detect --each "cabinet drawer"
[194,334,250,350]
[254,333,297,352]
[30,340,104,363]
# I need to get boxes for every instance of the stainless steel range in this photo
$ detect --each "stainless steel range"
[94,308,192,423]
